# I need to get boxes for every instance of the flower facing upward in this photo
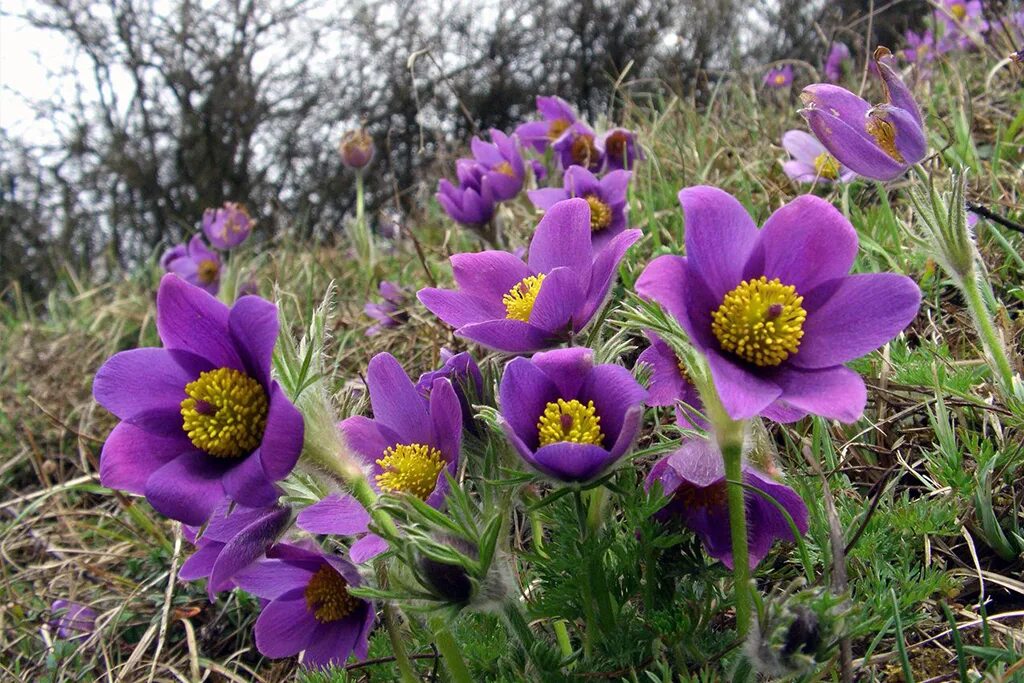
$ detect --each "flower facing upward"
[339,128,374,169]
[499,347,647,483]
[437,161,496,227]
[514,95,579,153]
[646,439,808,569]
[364,281,407,336]
[234,544,374,669]
[202,202,254,250]
[598,128,643,171]
[469,129,525,202]
[552,121,604,172]
[636,186,920,423]
[93,275,304,525]
[418,199,641,353]
[763,65,794,88]
[800,47,926,181]
[527,166,632,251]
[50,600,97,640]
[781,130,857,185]
[161,235,221,295]
[824,42,850,83]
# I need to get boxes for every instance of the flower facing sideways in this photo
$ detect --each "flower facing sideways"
[203,202,254,250]
[528,165,632,252]
[514,95,579,153]
[161,235,221,295]
[781,130,856,185]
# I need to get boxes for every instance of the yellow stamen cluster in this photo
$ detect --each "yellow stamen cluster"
[375,443,446,500]
[951,2,966,20]
[584,195,612,232]
[547,118,571,140]
[711,276,807,367]
[180,367,268,457]
[197,259,219,285]
[866,116,904,163]
[813,152,841,180]
[502,274,546,322]
[304,565,360,623]
[774,74,787,85]
[537,399,604,447]
[494,161,516,177]
[570,133,598,167]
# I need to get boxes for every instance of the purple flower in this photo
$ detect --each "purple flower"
[598,128,643,171]
[470,129,525,202]
[527,166,632,252]
[93,275,304,525]
[514,96,579,153]
[364,281,407,336]
[161,235,221,295]
[50,600,97,640]
[552,122,604,173]
[297,493,386,564]
[180,500,292,599]
[646,438,808,569]
[437,161,495,227]
[416,349,484,433]
[234,544,374,669]
[635,186,921,423]
[824,42,851,82]
[763,65,794,88]
[339,128,374,169]
[636,331,705,429]
[935,0,989,49]
[800,47,926,181]
[530,159,548,183]
[202,202,254,250]
[418,199,641,354]
[781,130,857,185]
[902,30,937,65]
[498,347,647,483]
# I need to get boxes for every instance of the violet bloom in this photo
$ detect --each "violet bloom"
[781,130,857,185]
[339,128,374,169]
[470,129,525,202]
[763,65,794,88]
[298,492,385,564]
[530,159,548,183]
[800,47,926,181]
[598,128,643,171]
[636,331,705,429]
[202,202,254,250]
[93,275,304,525]
[50,600,97,640]
[636,186,920,422]
[161,235,221,295]
[514,95,579,153]
[498,347,647,483]
[646,438,808,569]
[552,121,604,173]
[437,161,495,227]
[824,42,851,83]
[234,544,374,669]
[936,0,989,49]
[416,349,484,433]
[902,30,937,66]
[418,198,641,353]
[364,281,407,336]
[527,166,631,251]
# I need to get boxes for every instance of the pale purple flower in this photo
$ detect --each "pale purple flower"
[437,161,495,227]
[781,130,857,185]
[824,42,851,82]
[764,65,794,88]
[364,281,407,336]
[161,235,221,295]
[527,165,632,251]
[902,30,938,66]
[50,600,97,640]
[514,96,579,153]
[202,202,254,250]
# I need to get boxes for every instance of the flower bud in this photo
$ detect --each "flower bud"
[339,128,374,169]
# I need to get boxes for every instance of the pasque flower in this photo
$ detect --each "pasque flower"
[234,544,375,669]
[824,42,851,82]
[598,128,643,171]
[636,186,920,422]
[161,235,221,295]
[339,128,374,169]
[437,161,496,227]
[203,202,254,250]
[469,129,525,202]
[364,281,407,336]
[781,130,856,185]
[800,47,926,181]
[902,30,937,66]
[93,275,304,525]
[764,65,794,88]
[499,347,647,483]
[636,331,705,429]
[646,438,808,569]
[50,600,97,640]
[552,121,604,172]
[935,0,989,50]
[514,95,579,153]
[416,349,484,433]
[418,198,641,353]
[527,166,631,251]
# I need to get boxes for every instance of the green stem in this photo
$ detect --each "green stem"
[960,271,1017,393]
[431,619,473,683]
[354,170,374,267]
[382,603,419,683]
[721,435,752,636]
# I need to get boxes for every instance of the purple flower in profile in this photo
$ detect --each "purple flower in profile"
[763,65,794,88]
[161,235,221,295]
[470,129,525,202]
[514,96,579,153]
[416,349,484,433]
[527,166,631,251]
[646,438,808,569]
[364,281,407,336]
[824,42,851,82]
[781,130,857,185]
[800,47,926,181]
[50,601,97,640]
[598,128,643,171]
[339,128,374,169]
[437,161,495,227]
[636,186,920,423]
[418,199,641,354]
[93,275,304,525]
[234,544,374,669]
[202,202,254,250]
[498,347,647,483]
[636,332,705,429]
[936,0,989,49]
[530,159,548,183]
[902,30,937,66]
[552,122,604,173]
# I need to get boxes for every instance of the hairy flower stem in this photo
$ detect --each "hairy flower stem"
[720,429,752,637]
[353,170,375,269]
[382,602,419,683]
[960,274,1017,394]
[430,617,474,683]
[530,509,574,660]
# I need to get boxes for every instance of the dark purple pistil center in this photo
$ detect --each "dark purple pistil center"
[560,414,574,431]
[766,303,784,320]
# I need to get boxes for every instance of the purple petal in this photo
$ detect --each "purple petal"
[298,494,372,535]
[418,288,498,329]
[451,251,532,312]
[303,617,362,669]
[563,165,602,197]
[429,377,462,466]
[254,591,318,659]
[528,266,582,333]
[99,422,190,494]
[531,442,616,482]
[144,450,229,525]
[636,334,687,407]
[367,353,433,445]
[257,384,304,481]
[179,542,222,583]
[234,559,313,600]
[581,363,647,444]
[531,347,593,399]
[579,228,641,325]
[771,365,867,423]
[528,187,570,210]
[210,506,292,592]
[705,350,781,420]
[457,319,555,353]
[229,295,278,388]
[93,348,201,432]
[349,534,389,563]
[635,255,691,331]
[222,451,279,508]
[800,107,905,181]
[499,356,560,449]
[527,198,593,283]
[665,439,725,488]
[339,416,390,468]
[156,274,243,371]
[781,130,824,164]
[679,186,759,300]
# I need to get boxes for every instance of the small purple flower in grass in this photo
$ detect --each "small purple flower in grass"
[636,331,705,429]
[498,347,647,483]
[418,198,641,354]
[530,159,548,183]
[234,544,374,669]
[800,47,926,181]
[416,349,484,433]
[514,95,579,153]
[470,129,525,202]
[824,42,851,83]
[203,202,254,250]
[781,130,857,185]
[636,186,920,423]
[763,65,794,88]
[902,30,937,66]
[528,166,631,252]
[552,122,604,173]
[936,0,989,50]
[437,162,495,227]
[161,235,221,295]
[598,128,643,171]
[364,281,407,336]
[646,438,808,569]
[50,600,97,640]
[93,275,304,525]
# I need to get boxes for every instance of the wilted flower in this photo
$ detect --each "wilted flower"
[552,121,604,172]
[636,186,920,422]
[824,42,851,82]
[416,349,484,433]
[339,128,374,169]
[646,438,808,568]
[514,96,579,153]
[469,129,525,202]
[93,275,304,525]
[781,130,856,185]
[598,128,643,171]
[527,166,631,251]
[800,47,926,181]
[50,600,97,640]
[202,202,254,250]
[364,281,407,336]
[418,199,641,353]
[499,347,647,483]
[161,235,221,295]
[234,544,374,669]
[437,161,496,227]
[763,65,794,88]
[636,331,705,429]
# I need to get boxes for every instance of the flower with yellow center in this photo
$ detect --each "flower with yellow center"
[865,116,905,163]
[711,276,807,367]
[304,565,361,623]
[375,443,446,500]
[494,161,516,177]
[584,195,612,232]
[197,259,219,285]
[537,398,604,446]
[180,367,268,457]
[774,73,787,85]
[813,152,841,180]
[950,2,966,20]
[502,274,546,322]
[547,118,571,140]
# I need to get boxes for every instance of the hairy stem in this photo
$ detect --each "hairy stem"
[431,618,474,683]
[382,603,419,683]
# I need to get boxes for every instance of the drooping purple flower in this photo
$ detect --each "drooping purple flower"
[234,544,374,669]
[635,331,705,429]
[469,129,525,202]
[161,235,221,295]
[498,347,647,483]
[364,281,407,336]
[514,96,579,153]
[800,47,926,181]
[437,161,496,227]
[50,600,97,640]
[339,128,375,169]
[781,130,857,185]
[763,65,794,88]
[527,166,631,251]
[418,199,641,354]
[598,128,643,171]
[824,42,851,82]
[93,275,304,525]
[552,122,604,173]
[902,30,938,66]
[646,438,808,569]
[202,202,254,250]
[635,186,920,423]
[416,349,484,433]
